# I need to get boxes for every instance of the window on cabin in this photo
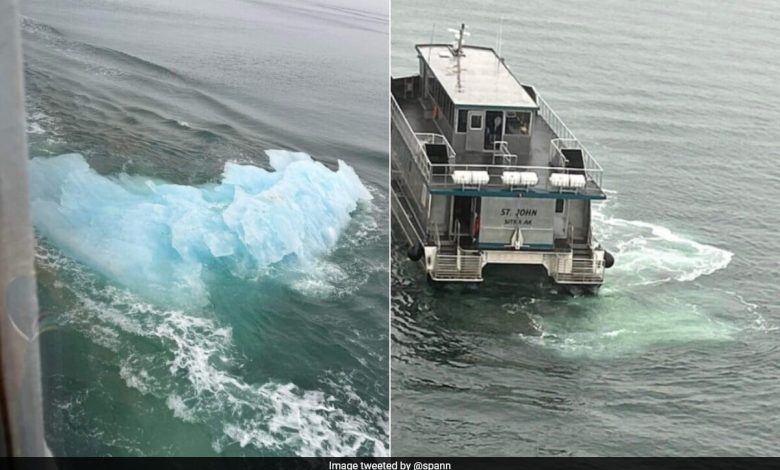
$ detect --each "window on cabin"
[457,110,468,132]
[470,114,482,130]
[555,199,565,213]
[505,111,531,135]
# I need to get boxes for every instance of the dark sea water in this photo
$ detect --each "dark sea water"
[22,0,388,456]
[392,0,780,455]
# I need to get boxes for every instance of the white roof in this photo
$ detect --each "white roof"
[417,45,538,109]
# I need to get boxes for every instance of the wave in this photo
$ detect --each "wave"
[29,151,372,306]
[37,244,387,456]
[518,295,737,359]
[514,198,739,358]
[592,198,733,287]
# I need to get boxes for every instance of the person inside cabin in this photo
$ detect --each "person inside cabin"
[486,114,502,148]
[493,115,503,140]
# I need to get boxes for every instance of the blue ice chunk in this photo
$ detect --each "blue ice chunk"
[29,151,372,306]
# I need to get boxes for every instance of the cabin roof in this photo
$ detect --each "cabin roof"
[416,44,538,109]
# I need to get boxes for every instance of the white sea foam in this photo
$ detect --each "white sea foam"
[514,200,740,358]
[592,205,733,286]
[519,298,736,358]
[36,244,387,456]
[291,260,350,297]
[29,150,372,306]
[166,394,197,423]
[26,110,51,135]
[27,121,46,134]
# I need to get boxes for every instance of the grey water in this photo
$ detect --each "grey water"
[23,0,389,456]
[392,0,780,455]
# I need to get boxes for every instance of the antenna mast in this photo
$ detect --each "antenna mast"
[446,23,470,92]
[496,17,504,59]
[455,23,466,55]
[447,23,469,56]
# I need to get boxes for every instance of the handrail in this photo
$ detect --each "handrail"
[549,138,603,189]
[391,95,432,182]
[426,161,602,196]
[390,186,425,245]
[491,140,518,165]
[537,94,576,141]
[538,93,604,189]
[392,93,604,196]
[493,140,510,155]
[453,220,462,270]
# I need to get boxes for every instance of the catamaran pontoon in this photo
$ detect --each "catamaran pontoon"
[391,25,614,290]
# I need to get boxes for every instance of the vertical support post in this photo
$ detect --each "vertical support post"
[0,0,48,456]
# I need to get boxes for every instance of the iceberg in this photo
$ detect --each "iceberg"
[29,150,372,305]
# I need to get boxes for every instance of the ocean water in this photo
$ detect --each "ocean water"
[23,0,389,456]
[392,0,780,456]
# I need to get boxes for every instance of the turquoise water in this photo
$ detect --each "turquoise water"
[392,0,780,455]
[23,0,389,456]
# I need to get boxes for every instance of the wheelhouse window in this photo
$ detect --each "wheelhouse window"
[505,111,531,135]
[457,109,468,133]
[470,114,482,129]
[555,199,565,213]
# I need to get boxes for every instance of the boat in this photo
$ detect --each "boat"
[391,24,614,290]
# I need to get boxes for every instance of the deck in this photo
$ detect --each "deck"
[393,95,606,199]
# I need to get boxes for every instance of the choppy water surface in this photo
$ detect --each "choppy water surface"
[23,0,388,456]
[392,0,780,455]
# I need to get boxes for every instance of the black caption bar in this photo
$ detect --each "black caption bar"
[2,458,779,470]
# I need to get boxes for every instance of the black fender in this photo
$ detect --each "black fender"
[604,250,615,269]
[407,241,424,262]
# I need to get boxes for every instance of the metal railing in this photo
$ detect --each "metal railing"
[426,162,604,196]
[391,185,425,246]
[491,140,518,165]
[550,138,603,189]
[391,95,431,183]
[428,220,485,280]
[537,94,576,141]
[432,253,483,281]
[538,93,604,189]
[550,251,605,284]
[415,132,456,161]
[553,261,605,284]
[392,94,604,196]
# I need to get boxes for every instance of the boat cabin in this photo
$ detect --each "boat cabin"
[391,32,610,285]
[416,44,538,160]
